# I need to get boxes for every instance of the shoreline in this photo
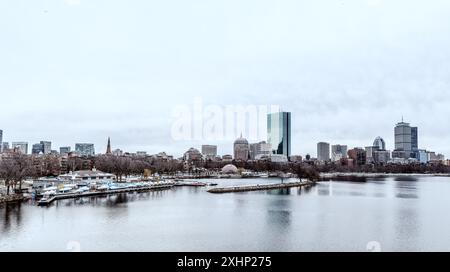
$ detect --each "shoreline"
[320,172,450,178]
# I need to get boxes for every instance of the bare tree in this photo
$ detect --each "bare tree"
[0,154,33,194]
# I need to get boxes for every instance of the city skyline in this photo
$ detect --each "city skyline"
[1,1,450,157]
[0,116,445,160]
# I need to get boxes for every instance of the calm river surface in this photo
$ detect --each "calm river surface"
[1,176,450,252]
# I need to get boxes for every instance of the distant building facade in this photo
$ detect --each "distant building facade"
[373,150,391,164]
[0,130,3,153]
[222,155,233,162]
[75,143,95,156]
[249,141,272,160]
[289,155,303,162]
[317,142,330,162]
[331,144,347,162]
[373,137,386,151]
[348,148,366,166]
[12,142,28,154]
[32,143,44,155]
[60,146,71,155]
[365,146,378,164]
[201,145,218,159]
[269,154,288,163]
[184,147,203,162]
[417,149,428,164]
[234,135,249,161]
[113,149,123,156]
[2,142,9,153]
[40,141,52,154]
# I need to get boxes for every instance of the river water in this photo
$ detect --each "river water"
[1,176,449,252]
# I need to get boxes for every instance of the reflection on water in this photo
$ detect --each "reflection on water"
[1,176,450,251]
[395,193,419,199]
[267,188,291,195]
[1,203,23,234]
[267,210,291,228]
[395,176,419,182]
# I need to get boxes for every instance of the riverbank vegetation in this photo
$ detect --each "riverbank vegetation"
[1,153,449,196]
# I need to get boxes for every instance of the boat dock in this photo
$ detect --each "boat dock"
[37,184,173,206]
[207,180,315,194]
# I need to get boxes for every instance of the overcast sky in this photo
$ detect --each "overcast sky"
[1,0,450,158]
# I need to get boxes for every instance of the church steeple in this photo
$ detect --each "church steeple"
[106,137,112,154]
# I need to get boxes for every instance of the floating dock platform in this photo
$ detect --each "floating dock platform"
[207,181,315,194]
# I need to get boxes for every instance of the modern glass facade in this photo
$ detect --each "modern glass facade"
[32,143,44,155]
[411,127,418,151]
[267,112,291,157]
[373,137,386,151]
[75,143,95,156]
[40,141,52,154]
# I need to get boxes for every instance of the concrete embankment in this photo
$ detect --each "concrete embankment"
[207,180,315,194]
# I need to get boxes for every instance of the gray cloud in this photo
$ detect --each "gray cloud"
[1,0,450,157]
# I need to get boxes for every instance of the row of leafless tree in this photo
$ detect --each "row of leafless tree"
[0,154,33,195]
[2,153,449,195]
[94,155,184,181]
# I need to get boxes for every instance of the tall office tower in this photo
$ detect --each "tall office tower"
[106,137,112,154]
[0,129,3,153]
[331,144,348,161]
[11,142,28,154]
[60,146,71,155]
[267,112,291,157]
[201,145,217,158]
[317,142,330,161]
[411,127,418,151]
[373,137,386,151]
[40,141,52,154]
[32,143,44,155]
[394,120,412,158]
[234,134,249,161]
[75,143,95,156]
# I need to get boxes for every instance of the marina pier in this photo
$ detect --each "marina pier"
[37,184,173,206]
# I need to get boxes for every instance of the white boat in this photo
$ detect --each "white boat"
[42,186,58,192]
[42,190,56,196]
[74,187,90,193]
[97,185,109,191]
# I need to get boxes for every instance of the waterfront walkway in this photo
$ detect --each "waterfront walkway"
[207,180,315,194]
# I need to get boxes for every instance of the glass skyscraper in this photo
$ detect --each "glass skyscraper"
[75,143,95,156]
[267,112,291,157]
[411,127,418,151]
